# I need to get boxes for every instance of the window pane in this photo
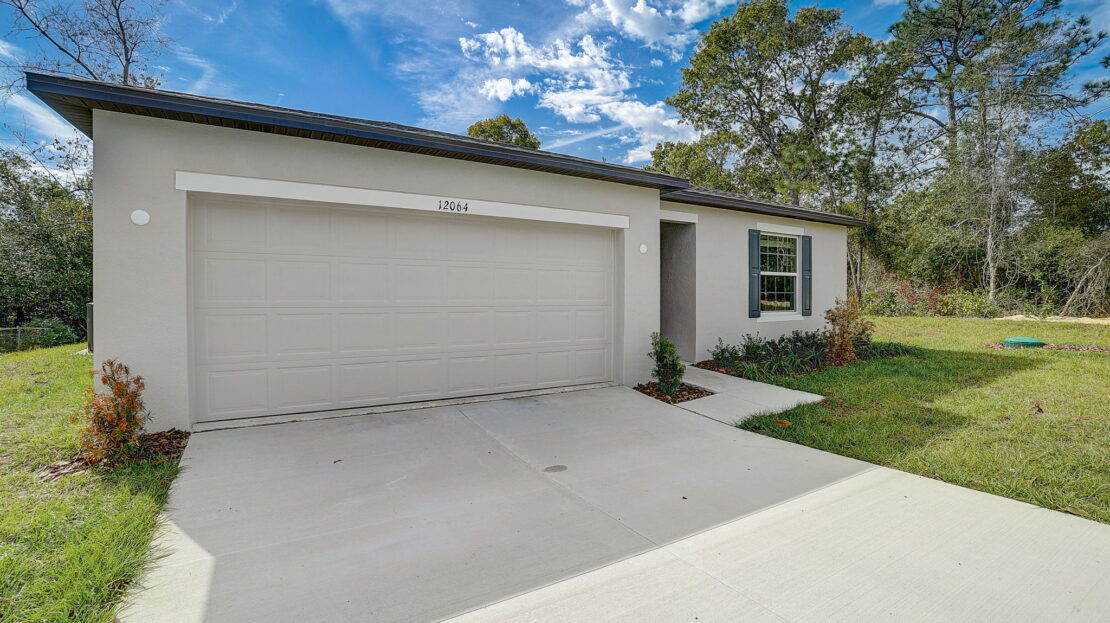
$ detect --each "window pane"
[759,234,797,273]
[760,275,796,311]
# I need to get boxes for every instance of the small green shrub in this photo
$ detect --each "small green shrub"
[648,332,685,395]
[708,338,745,366]
[936,290,1000,318]
[25,318,79,348]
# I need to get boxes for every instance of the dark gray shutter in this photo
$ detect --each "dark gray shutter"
[801,235,812,316]
[748,229,761,318]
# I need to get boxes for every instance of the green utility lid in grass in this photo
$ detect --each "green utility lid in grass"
[1004,337,1046,349]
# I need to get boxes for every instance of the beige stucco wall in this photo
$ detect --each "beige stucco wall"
[92,110,663,431]
[659,201,848,362]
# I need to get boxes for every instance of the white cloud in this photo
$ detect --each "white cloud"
[574,0,733,53]
[479,77,533,101]
[5,93,77,140]
[175,49,219,95]
[0,39,22,62]
[872,0,903,6]
[649,58,664,67]
[459,26,693,162]
[596,99,695,162]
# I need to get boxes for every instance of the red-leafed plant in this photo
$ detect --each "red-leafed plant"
[78,359,149,466]
[824,297,874,366]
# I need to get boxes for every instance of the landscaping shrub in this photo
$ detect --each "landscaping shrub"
[648,332,685,395]
[708,338,745,366]
[824,298,874,365]
[79,359,149,466]
[935,290,1001,318]
[706,330,827,379]
[25,318,79,348]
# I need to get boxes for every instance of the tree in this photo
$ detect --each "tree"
[466,114,541,149]
[649,132,740,191]
[0,147,92,331]
[667,0,878,205]
[0,0,169,88]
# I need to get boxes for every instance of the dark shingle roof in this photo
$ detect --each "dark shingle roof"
[662,186,865,227]
[24,72,688,191]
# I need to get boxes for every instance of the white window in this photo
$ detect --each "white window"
[759,233,799,312]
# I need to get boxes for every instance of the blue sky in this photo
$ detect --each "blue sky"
[2,0,1108,165]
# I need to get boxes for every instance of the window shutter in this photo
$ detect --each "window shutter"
[748,229,761,318]
[801,235,812,316]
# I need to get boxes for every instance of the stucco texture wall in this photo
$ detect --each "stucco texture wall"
[93,111,662,431]
[659,201,848,362]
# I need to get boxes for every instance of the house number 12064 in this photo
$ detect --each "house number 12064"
[437,199,469,212]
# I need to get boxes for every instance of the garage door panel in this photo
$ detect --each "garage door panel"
[536,310,572,344]
[201,313,269,360]
[192,197,613,422]
[447,356,493,393]
[575,349,609,382]
[393,216,446,259]
[494,353,536,391]
[396,358,447,400]
[201,258,267,304]
[394,312,445,352]
[336,261,390,303]
[394,264,445,304]
[536,351,572,384]
[271,313,332,356]
[492,311,534,346]
[337,313,392,354]
[336,362,394,404]
[271,365,332,410]
[446,266,492,304]
[269,260,332,302]
[197,201,267,252]
[268,206,332,253]
[493,268,536,304]
[332,210,392,256]
[204,369,269,417]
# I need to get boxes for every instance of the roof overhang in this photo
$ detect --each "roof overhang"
[25,72,689,191]
[661,188,866,227]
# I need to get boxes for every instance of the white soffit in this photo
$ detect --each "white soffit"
[175,171,630,229]
[660,209,698,224]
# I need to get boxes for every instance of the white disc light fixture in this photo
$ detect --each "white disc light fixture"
[639,243,648,254]
[130,209,151,226]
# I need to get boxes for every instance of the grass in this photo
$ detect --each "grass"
[741,317,1110,523]
[0,345,181,622]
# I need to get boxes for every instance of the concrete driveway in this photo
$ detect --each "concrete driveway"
[123,386,1110,622]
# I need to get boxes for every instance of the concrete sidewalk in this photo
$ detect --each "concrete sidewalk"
[679,365,824,425]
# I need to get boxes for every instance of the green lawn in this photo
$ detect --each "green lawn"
[0,345,181,623]
[742,317,1110,523]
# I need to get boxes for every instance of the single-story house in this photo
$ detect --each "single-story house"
[27,72,864,432]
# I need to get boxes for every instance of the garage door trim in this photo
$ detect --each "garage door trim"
[176,171,631,229]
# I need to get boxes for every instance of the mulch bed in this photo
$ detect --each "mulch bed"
[37,428,191,481]
[695,360,734,375]
[987,343,1110,353]
[634,382,713,404]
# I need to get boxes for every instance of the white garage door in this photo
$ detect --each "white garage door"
[191,195,614,422]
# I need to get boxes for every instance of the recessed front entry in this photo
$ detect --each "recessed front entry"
[190,195,614,422]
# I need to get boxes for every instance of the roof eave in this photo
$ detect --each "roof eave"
[661,190,866,227]
[25,72,689,191]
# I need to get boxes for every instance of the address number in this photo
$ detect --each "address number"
[437,199,469,213]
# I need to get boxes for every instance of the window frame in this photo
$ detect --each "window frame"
[758,232,801,314]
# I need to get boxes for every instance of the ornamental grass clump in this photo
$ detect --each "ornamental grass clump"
[78,359,149,466]
[648,332,685,395]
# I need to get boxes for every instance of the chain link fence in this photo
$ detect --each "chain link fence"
[0,327,50,352]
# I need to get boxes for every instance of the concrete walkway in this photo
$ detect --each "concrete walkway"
[679,365,824,425]
[121,386,1110,622]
